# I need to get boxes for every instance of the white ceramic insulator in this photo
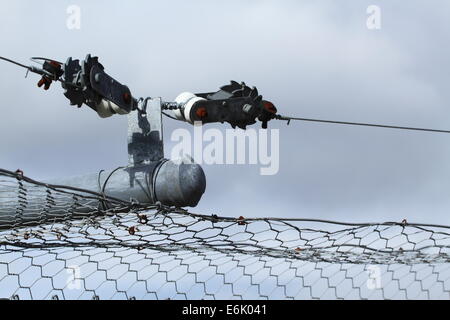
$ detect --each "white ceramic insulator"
[174,92,206,124]
[96,99,129,118]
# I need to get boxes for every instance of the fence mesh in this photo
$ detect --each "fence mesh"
[0,168,449,300]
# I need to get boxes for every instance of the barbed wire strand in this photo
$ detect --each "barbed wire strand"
[1,168,449,300]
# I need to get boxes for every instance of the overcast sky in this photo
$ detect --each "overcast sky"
[1,0,450,224]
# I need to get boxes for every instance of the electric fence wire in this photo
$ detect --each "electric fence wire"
[275,115,450,134]
[0,169,449,300]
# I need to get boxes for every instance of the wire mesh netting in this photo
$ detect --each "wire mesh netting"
[0,168,450,300]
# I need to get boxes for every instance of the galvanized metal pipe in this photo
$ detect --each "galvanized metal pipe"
[0,98,207,230]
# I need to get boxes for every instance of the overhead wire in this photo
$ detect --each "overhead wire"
[275,115,450,134]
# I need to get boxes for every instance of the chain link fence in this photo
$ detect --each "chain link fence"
[0,168,449,299]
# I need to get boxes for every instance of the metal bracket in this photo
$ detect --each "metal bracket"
[127,97,164,166]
